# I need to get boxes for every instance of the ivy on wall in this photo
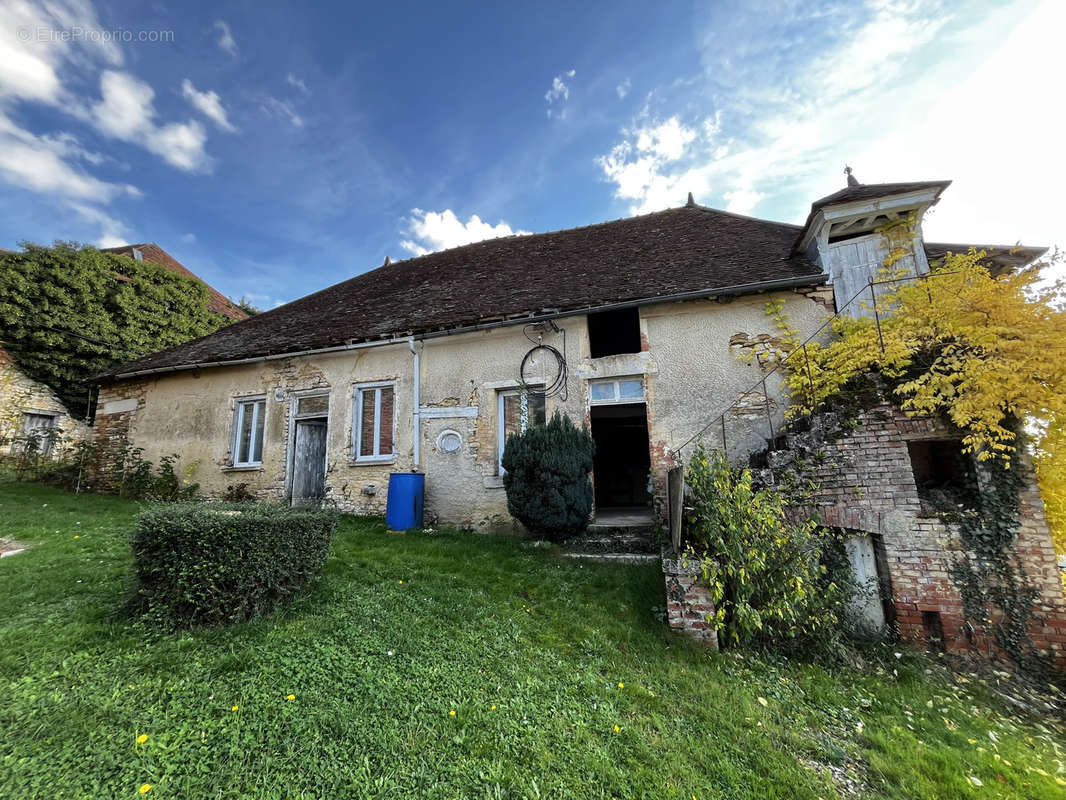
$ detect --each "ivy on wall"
[0,242,234,419]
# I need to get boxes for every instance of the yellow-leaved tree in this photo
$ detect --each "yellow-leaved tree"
[767,249,1066,557]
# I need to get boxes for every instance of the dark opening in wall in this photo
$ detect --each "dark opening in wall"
[588,307,641,358]
[907,439,973,510]
[922,610,945,651]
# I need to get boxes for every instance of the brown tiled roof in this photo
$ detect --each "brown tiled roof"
[100,244,248,321]
[810,181,952,211]
[101,205,824,379]
[924,242,1047,275]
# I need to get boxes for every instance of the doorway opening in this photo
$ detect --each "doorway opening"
[590,402,651,509]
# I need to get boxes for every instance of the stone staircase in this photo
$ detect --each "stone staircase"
[561,508,661,564]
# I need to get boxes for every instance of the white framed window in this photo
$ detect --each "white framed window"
[232,396,266,467]
[588,376,644,405]
[353,382,395,462]
[497,388,546,473]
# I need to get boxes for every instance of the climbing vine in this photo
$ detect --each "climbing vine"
[0,243,235,418]
[747,223,1066,670]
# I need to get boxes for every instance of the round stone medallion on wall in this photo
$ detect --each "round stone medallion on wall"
[436,429,463,454]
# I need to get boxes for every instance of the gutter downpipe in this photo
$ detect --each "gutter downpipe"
[409,336,420,470]
[108,274,827,381]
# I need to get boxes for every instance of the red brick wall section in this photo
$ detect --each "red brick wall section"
[91,380,149,488]
[662,555,719,649]
[796,402,1066,667]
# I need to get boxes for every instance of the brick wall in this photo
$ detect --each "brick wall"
[662,555,719,649]
[795,402,1066,665]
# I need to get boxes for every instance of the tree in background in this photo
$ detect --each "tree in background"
[0,242,234,418]
[502,410,594,542]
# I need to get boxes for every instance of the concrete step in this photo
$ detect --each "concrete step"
[562,552,660,565]
[563,530,659,554]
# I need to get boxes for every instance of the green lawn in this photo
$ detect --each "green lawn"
[1,480,1064,799]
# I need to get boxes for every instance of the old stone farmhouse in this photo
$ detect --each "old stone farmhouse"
[94,179,1066,657]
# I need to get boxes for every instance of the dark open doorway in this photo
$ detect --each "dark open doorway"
[590,403,651,508]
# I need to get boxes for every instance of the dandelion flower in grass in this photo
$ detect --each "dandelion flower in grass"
[136,733,148,744]
[398,580,403,584]
[286,694,295,701]
[613,724,620,734]
[231,705,239,712]
[617,682,624,689]
[449,710,456,717]
[139,784,151,794]
[491,705,497,711]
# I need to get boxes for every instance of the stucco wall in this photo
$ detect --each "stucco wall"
[0,346,90,455]
[94,288,828,529]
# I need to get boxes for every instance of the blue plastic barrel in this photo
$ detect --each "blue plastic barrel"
[386,472,424,531]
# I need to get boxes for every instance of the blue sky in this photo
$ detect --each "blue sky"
[1,0,1062,308]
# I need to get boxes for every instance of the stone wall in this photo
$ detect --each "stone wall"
[90,288,828,530]
[0,345,90,455]
[788,402,1066,664]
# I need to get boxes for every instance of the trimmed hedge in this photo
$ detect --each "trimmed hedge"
[132,502,338,626]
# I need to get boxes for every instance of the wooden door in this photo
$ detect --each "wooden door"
[292,419,327,506]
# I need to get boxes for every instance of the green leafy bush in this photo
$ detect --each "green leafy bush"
[502,410,594,542]
[0,242,234,418]
[132,502,338,626]
[685,443,845,653]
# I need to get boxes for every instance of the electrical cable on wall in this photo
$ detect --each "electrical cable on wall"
[519,321,568,401]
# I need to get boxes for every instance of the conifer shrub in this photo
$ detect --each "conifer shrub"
[502,410,595,542]
[132,502,338,626]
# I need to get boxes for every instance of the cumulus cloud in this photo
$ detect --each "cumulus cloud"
[181,79,236,132]
[400,209,531,256]
[545,69,575,118]
[0,111,138,202]
[93,71,210,171]
[214,20,238,57]
[0,0,122,104]
[597,115,708,214]
[0,1,227,240]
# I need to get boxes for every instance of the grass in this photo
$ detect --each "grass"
[1,480,1064,799]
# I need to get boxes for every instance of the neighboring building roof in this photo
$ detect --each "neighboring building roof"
[100,243,248,321]
[100,205,825,379]
[923,242,1047,274]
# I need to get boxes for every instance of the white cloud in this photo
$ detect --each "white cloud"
[181,79,236,132]
[597,116,706,213]
[67,202,127,246]
[0,111,138,202]
[92,71,210,171]
[214,20,238,57]
[260,95,303,127]
[181,232,196,243]
[286,73,309,95]
[545,69,575,119]
[400,208,531,256]
[0,0,121,104]
[595,0,1066,247]
[616,78,631,100]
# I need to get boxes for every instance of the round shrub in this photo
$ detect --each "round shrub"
[502,410,594,542]
[132,502,338,626]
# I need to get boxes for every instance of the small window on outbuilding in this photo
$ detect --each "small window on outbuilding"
[907,439,972,507]
[587,307,641,358]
